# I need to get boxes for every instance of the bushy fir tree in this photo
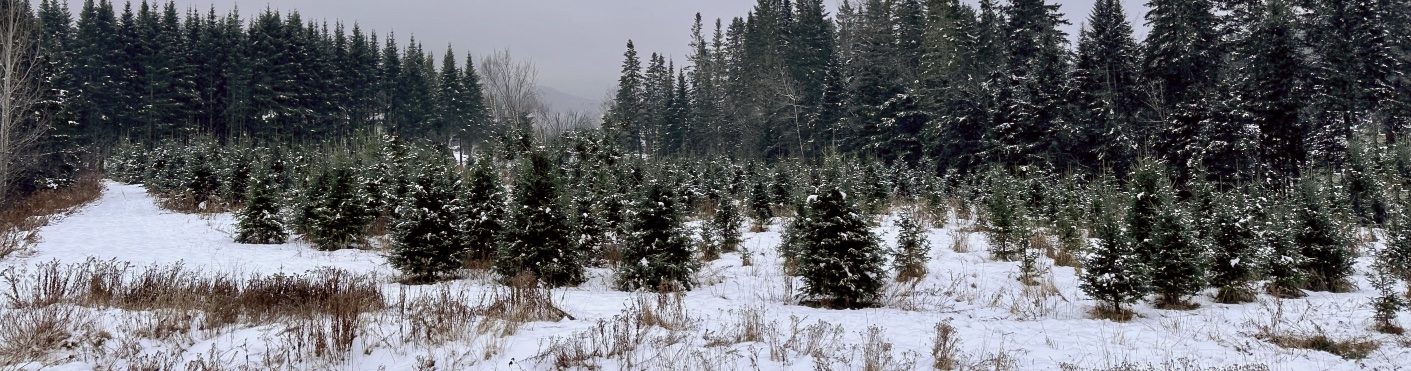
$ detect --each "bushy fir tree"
[982,170,1028,261]
[1081,188,1148,320]
[459,159,505,264]
[1208,191,1266,303]
[1386,202,1411,279]
[749,176,774,229]
[1262,196,1307,298]
[495,150,584,287]
[1370,254,1406,334]
[388,162,465,282]
[234,161,287,244]
[713,197,745,253]
[891,210,931,281]
[617,182,700,291]
[1128,160,1208,309]
[1293,177,1356,292]
[793,186,886,308]
[1346,142,1391,226]
[305,167,373,251]
[570,192,609,265]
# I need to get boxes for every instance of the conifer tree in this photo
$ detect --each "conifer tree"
[1069,0,1141,173]
[793,185,886,308]
[1370,253,1406,334]
[234,160,287,244]
[569,192,608,265]
[388,162,465,282]
[1080,185,1147,320]
[1241,0,1306,178]
[982,170,1028,261]
[617,182,700,291]
[495,150,584,287]
[305,166,373,251]
[749,175,774,229]
[1142,0,1220,169]
[1385,202,1411,285]
[1208,191,1265,303]
[1293,177,1355,292]
[459,158,505,264]
[1262,194,1306,297]
[606,40,645,152]
[713,196,745,252]
[1128,160,1208,308]
[892,210,931,281]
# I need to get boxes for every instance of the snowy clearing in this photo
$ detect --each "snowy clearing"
[0,181,1408,370]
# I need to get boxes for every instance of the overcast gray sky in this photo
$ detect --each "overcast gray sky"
[68,1,1151,101]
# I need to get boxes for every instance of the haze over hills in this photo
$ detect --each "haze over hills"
[537,85,603,118]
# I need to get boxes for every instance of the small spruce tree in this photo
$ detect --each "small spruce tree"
[388,163,466,282]
[982,170,1027,261]
[570,193,609,265]
[1370,255,1406,334]
[1208,191,1265,303]
[495,150,584,287]
[1080,190,1148,321]
[713,196,745,252]
[617,182,700,291]
[749,176,774,230]
[459,159,505,265]
[1293,178,1355,292]
[306,167,374,251]
[1263,196,1307,298]
[793,186,886,309]
[234,161,287,244]
[892,210,931,281]
[1129,161,1209,309]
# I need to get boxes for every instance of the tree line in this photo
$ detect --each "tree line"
[605,0,1411,182]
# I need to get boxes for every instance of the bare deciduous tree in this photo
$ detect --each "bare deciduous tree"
[478,50,546,137]
[0,2,49,206]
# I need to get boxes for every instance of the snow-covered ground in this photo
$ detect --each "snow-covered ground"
[1,181,1408,370]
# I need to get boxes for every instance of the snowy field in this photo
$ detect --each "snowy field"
[1,181,1408,370]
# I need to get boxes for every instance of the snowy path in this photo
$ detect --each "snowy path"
[11,180,390,276]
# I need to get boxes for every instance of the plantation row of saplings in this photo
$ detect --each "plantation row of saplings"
[104,134,1411,327]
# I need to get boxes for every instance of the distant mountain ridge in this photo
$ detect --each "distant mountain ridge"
[537,86,602,117]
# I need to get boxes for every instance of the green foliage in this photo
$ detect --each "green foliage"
[1128,160,1209,308]
[617,182,699,291]
[304,166,374,251]
[712,197,745,252]
[387,163,465,282]
[234,159,287,244]
[981,170,1028,261]
[891,211,931,280]
[459,159,505,263]
[1262,197,1307,297]
[1293,177,1356,292]
[1080,187,1149,314]
[1207,191,1266,303]
[792,186,886,308]
[495,150,584,287]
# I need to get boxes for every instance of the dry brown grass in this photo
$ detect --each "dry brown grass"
[482,272,572,333]
[0,305,99,365]
[860,326,915,371]
[0,174,103,260]
[1089,305,1136,322]
[2,259,385,329]
[931,320,960,370]
[704,306,771,347]
[1059,358,1271,371]
[1257,332,1379,360]
[949,230,971,253]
